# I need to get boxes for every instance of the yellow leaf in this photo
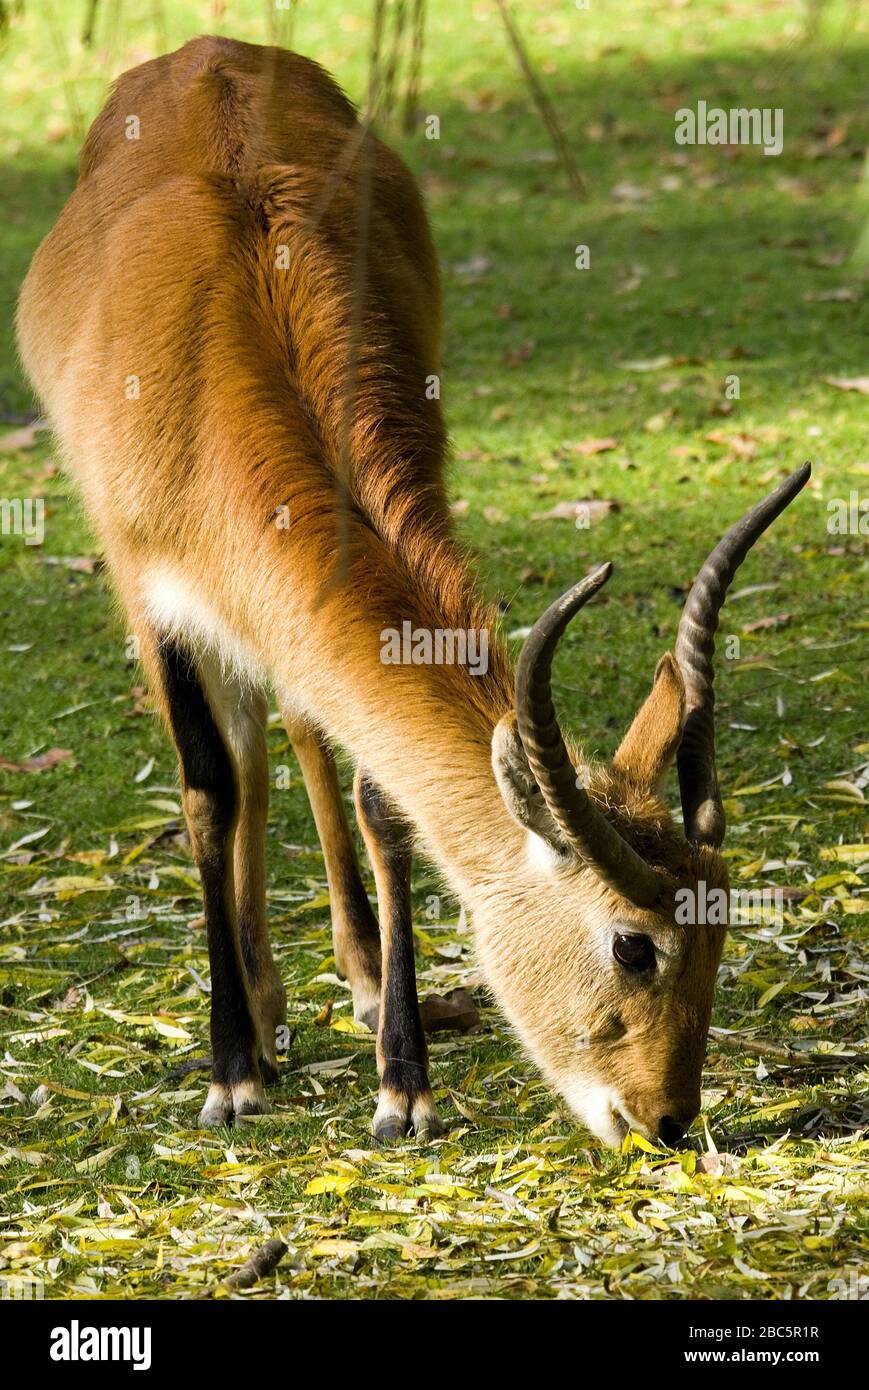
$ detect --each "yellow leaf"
[757,980,786,1007]
[151,1018,192,1040]
[74,1145,123,1173]
[309,1239,360,1258]
[305,1173,357,1196]
[330,1016,367,1035]
[625,1131,661,1154]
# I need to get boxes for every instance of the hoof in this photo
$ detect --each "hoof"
[415,1112,446,1142]
[372,1086,444,1144]
[374,1118,406,1145]
[198,1078,269,1128]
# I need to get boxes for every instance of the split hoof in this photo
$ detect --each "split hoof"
[374,1118,406,1145]
[198,1078,269,1128]
[372,1086,444,1144]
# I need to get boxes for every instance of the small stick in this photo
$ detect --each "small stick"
[709,1028,869,1068]
[493,0,588,199]
[225,1238,288,1290]
[193,1238,289,1299]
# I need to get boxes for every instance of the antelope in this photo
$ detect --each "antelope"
[17,36,810,1146]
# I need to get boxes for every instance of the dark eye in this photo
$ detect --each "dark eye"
[613,933,656,974]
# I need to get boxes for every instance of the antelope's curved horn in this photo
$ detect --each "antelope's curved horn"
[675,462,812,847]
[515,563,663,907]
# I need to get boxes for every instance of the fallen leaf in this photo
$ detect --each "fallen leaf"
[643,410,673,433]
[532,499,621,522]
[697,1152,741,1176]
[419,988,481,1034]
[453,255,492,276]
[804,287,860,302]
[620,356,674,372]
[569,437,619,456]
[703,430,757,458]
[742,613,791,633]
[0,420,49,451]
[0,748,72,774]
[823,375,869,395]
[611,180,652,202]
[503,340,535,366]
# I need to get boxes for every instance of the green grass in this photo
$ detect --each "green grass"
[0,0,867,1300]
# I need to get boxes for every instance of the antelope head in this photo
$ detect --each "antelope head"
[481,465,810,1147]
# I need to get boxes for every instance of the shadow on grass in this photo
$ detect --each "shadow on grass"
[1,38,867,415]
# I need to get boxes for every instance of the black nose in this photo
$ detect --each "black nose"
[658,1114,686,1146]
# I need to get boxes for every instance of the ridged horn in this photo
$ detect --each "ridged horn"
[515,563,664,907]
[675,462,812,847]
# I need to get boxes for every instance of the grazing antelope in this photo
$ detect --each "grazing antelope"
[17,36,810,1146]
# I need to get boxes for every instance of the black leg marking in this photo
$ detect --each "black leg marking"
[357,773,443,1142]
[158,639,266,1123]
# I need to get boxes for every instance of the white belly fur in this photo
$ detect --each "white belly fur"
[141,569,265,687]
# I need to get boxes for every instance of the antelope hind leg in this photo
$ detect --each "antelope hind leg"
[213,678,287,1081]
[149,633,269,1124]
[282,712,382,1030]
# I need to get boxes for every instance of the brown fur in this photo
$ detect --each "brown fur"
[17,37,727,1146]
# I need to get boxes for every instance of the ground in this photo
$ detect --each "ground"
[0,0,867,1300]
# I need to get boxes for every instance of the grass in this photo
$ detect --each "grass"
[0,0,867,1300]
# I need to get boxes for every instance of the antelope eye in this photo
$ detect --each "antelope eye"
[613,933,656,973]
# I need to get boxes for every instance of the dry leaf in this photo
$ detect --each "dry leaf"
[569,437,619,456]
[0,420,48,451]
[419,988,481,1034]
[0,747,72,774]
[503,340,535,366]
[823,375,869,395]
[805,287,859,302]
[742,613,791,633]
[610,180,652,202]
[532,499,621,522]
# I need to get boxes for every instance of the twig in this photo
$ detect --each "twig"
[225,1238,288,1290]
[709,1028,869,1069]
[192,1238,288,1299]
[81,0,100,46]
[493,0,587,199]
[403,0,426,133]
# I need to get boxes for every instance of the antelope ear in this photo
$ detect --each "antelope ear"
[492,713,565,852]
[612,652,686,791]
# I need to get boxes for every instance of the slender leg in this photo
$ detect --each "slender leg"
[354,767,443,1141]
[281,711,382,1029]
[203,676,285,1079]
[144,635,269,1125]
